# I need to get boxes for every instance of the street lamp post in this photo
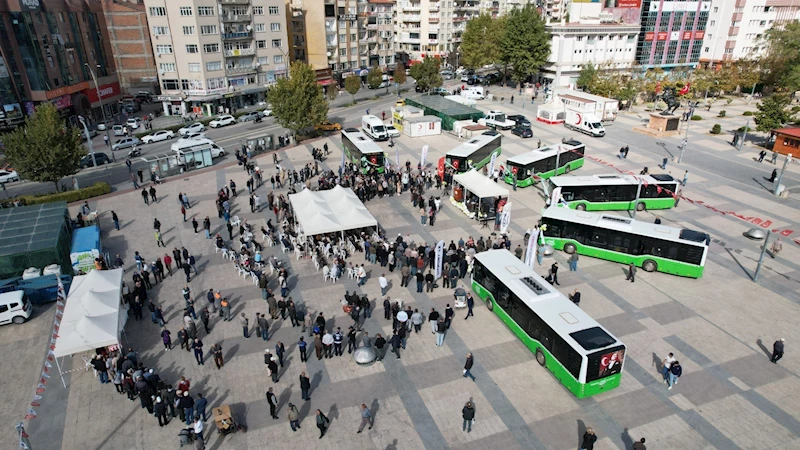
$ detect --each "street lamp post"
[85,63,114,162]
[774,153,793,196]
[738,118,750,151]
[678,119,690,164]
[78,116,98,168]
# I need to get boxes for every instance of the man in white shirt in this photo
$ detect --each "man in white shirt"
[378,274,389,296]
[193,416,204,443]
[322,330,334,359]
[662,353,676,383]
[357,265,367,286]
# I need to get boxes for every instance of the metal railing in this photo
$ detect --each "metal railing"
[224,47,256,57]
[222,31,254,40]
[226,65,258,75]
[222,13,252,22]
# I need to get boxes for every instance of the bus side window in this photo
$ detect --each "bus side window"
[495,284,511,309]
[590,230,610,249]
[667,246,678,260]
[562,191,574,201]
[552,336,582,379]
[636,239,646,255]
[517,305,545,342]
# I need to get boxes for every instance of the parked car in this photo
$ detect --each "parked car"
[507,114,531,127]
[315,121,342,131]
[135,92,152,103]
[483,73,501,85]
[178,122,205,136]
[96,120,113,131]
[80,128,98,141]
[209,114,235,128]
[141,130,175,144]
[386,125,400,138]
[126,118,141,129]
[460,69,475,82]
[0,169,20,183]
[465,75,479,85]
[440,70,454,80]
[430,87,450,96]
[112,137,142,151]
[112,125,125,136]
[80,153,111,168]
[261,108,273,117]
[182,132,206,141]
[123,102,141,113]
[238,111,261,122]
[511,125,533,138]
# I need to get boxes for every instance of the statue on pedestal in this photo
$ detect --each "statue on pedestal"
[659,87,680,116]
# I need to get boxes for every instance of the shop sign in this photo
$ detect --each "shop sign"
[51,95,73,110]
[19,0,42,12]
[84,82,121,104]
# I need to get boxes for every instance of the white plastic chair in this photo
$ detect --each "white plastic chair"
[314,259,320,271]
[265,235,274,247]
[221,248,229,258]
[322,265,331,281]
[250,272,259,284]
[231,215,241,227]
[347,268,356,279]
[294,247,302,261]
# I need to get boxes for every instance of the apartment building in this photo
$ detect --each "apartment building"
[635,0,711,70]
[144,0,289,117]
[100,0,158,95]
[0,0,121,130]
[540,1,641,87]
[700,0,800,67]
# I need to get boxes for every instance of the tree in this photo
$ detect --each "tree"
[267,62,329,136]
[500,5,550,85]
[760,21,800,91]
[367,65,383,90]
[325,84,338,101]
[409,56,442,92]
[736,58,761,95]
[344,75,361,103]
[460,14,499,69]
[754,93,795,133]
[393,63,407,86]
[1,103,85,192]
[576,62,597,92]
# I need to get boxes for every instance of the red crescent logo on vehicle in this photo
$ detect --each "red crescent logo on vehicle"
[511,167,518,174]
[575,113,582,125]
[453,160,459,168]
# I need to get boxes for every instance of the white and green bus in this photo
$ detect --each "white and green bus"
[472,249,626,398]
[502,139,585,188]
[341,128,386,174]
[445,131,501,173]
[540,207,709,278]
[547,173,680,211]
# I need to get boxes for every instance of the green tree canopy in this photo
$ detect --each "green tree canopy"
[576,62,597,91]
[754,93,796,133]
[393,63,407,86]
[367,65,383,90]
[460,14,499,69]
[344,75,361,103]
[409,56,443,92]
[267,62,329,136]
[1,103,85,191]
[760,20,800,91]
[501,5,550,84]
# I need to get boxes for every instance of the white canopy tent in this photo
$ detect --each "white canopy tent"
[53,268,126,387]
[451,170,509,220]
[289,186,378,237]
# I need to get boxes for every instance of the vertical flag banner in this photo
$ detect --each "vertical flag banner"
[434,240,445,280]
[499,202,512,234]
[421,145,429,167]
[488,151,498,177]
[395,146,400,167]
[340,146,346,172]
[525,229,539,268]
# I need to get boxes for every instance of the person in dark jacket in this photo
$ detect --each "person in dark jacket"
[195,393,208,421]
[266,387,279,419]
[180,391,195,425]
[390,329,402,359]
[154,397,169,426]
[462,401,475,433]
[316,409,330,438]
[374,334,387,361]
[464,294,474,320]
[300,372,311,400]
[771,338,785,363]
[580,427,597,450]
[463,353,475,381]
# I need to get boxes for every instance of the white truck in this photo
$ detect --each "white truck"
[361,114,389,141]
[478,110,515,130]
[564,110,605,137]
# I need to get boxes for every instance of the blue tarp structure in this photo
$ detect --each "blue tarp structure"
[70,225,101,274]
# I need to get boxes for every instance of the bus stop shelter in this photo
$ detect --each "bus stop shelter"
[451,170,509,221]
[140,146,213,179]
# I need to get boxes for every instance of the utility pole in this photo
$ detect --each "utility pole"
[753,229,771,282]
[747,82,757,105]
[632,177,643,219]
[678,119,689,163]
[774,153,793,196]
[85,63,113,162]
[738,118,750,151]
[78,116,98,168]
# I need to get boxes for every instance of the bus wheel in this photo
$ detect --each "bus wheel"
[636,202,646,211]
[564,165,571,174]
[642,260,657,272]
[535,348,546,366]
[575,203,586,211]
[486,298,494,311]
[564,243,577,254]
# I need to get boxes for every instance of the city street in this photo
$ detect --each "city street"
[3,86,800,449]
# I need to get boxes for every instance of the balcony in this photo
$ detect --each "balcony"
[222,31,253,40]
[403,4,421,11]
[221,0,250,4]
[226,65,257,75]
[224,47,255,57]
[429,16,439,23]
[401,15,421,22]
[429,6,439,12]
[453,16,468,21]
[428,39,438,44]
[222,13,252,22]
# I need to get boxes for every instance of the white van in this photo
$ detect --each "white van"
[362,115,389,141]
[461,86,485,100]
[171,138,226,159]
[0,291,32,325]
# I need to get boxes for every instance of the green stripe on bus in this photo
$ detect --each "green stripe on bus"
[503,159,586,187]
[471,280,622,398]
[563,198,676,211]
[543,238,704,278]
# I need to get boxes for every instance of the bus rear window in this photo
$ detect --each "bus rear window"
[570,326,616,350]
[586,345,625,382]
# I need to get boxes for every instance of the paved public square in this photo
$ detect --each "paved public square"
[5,91,800,450]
